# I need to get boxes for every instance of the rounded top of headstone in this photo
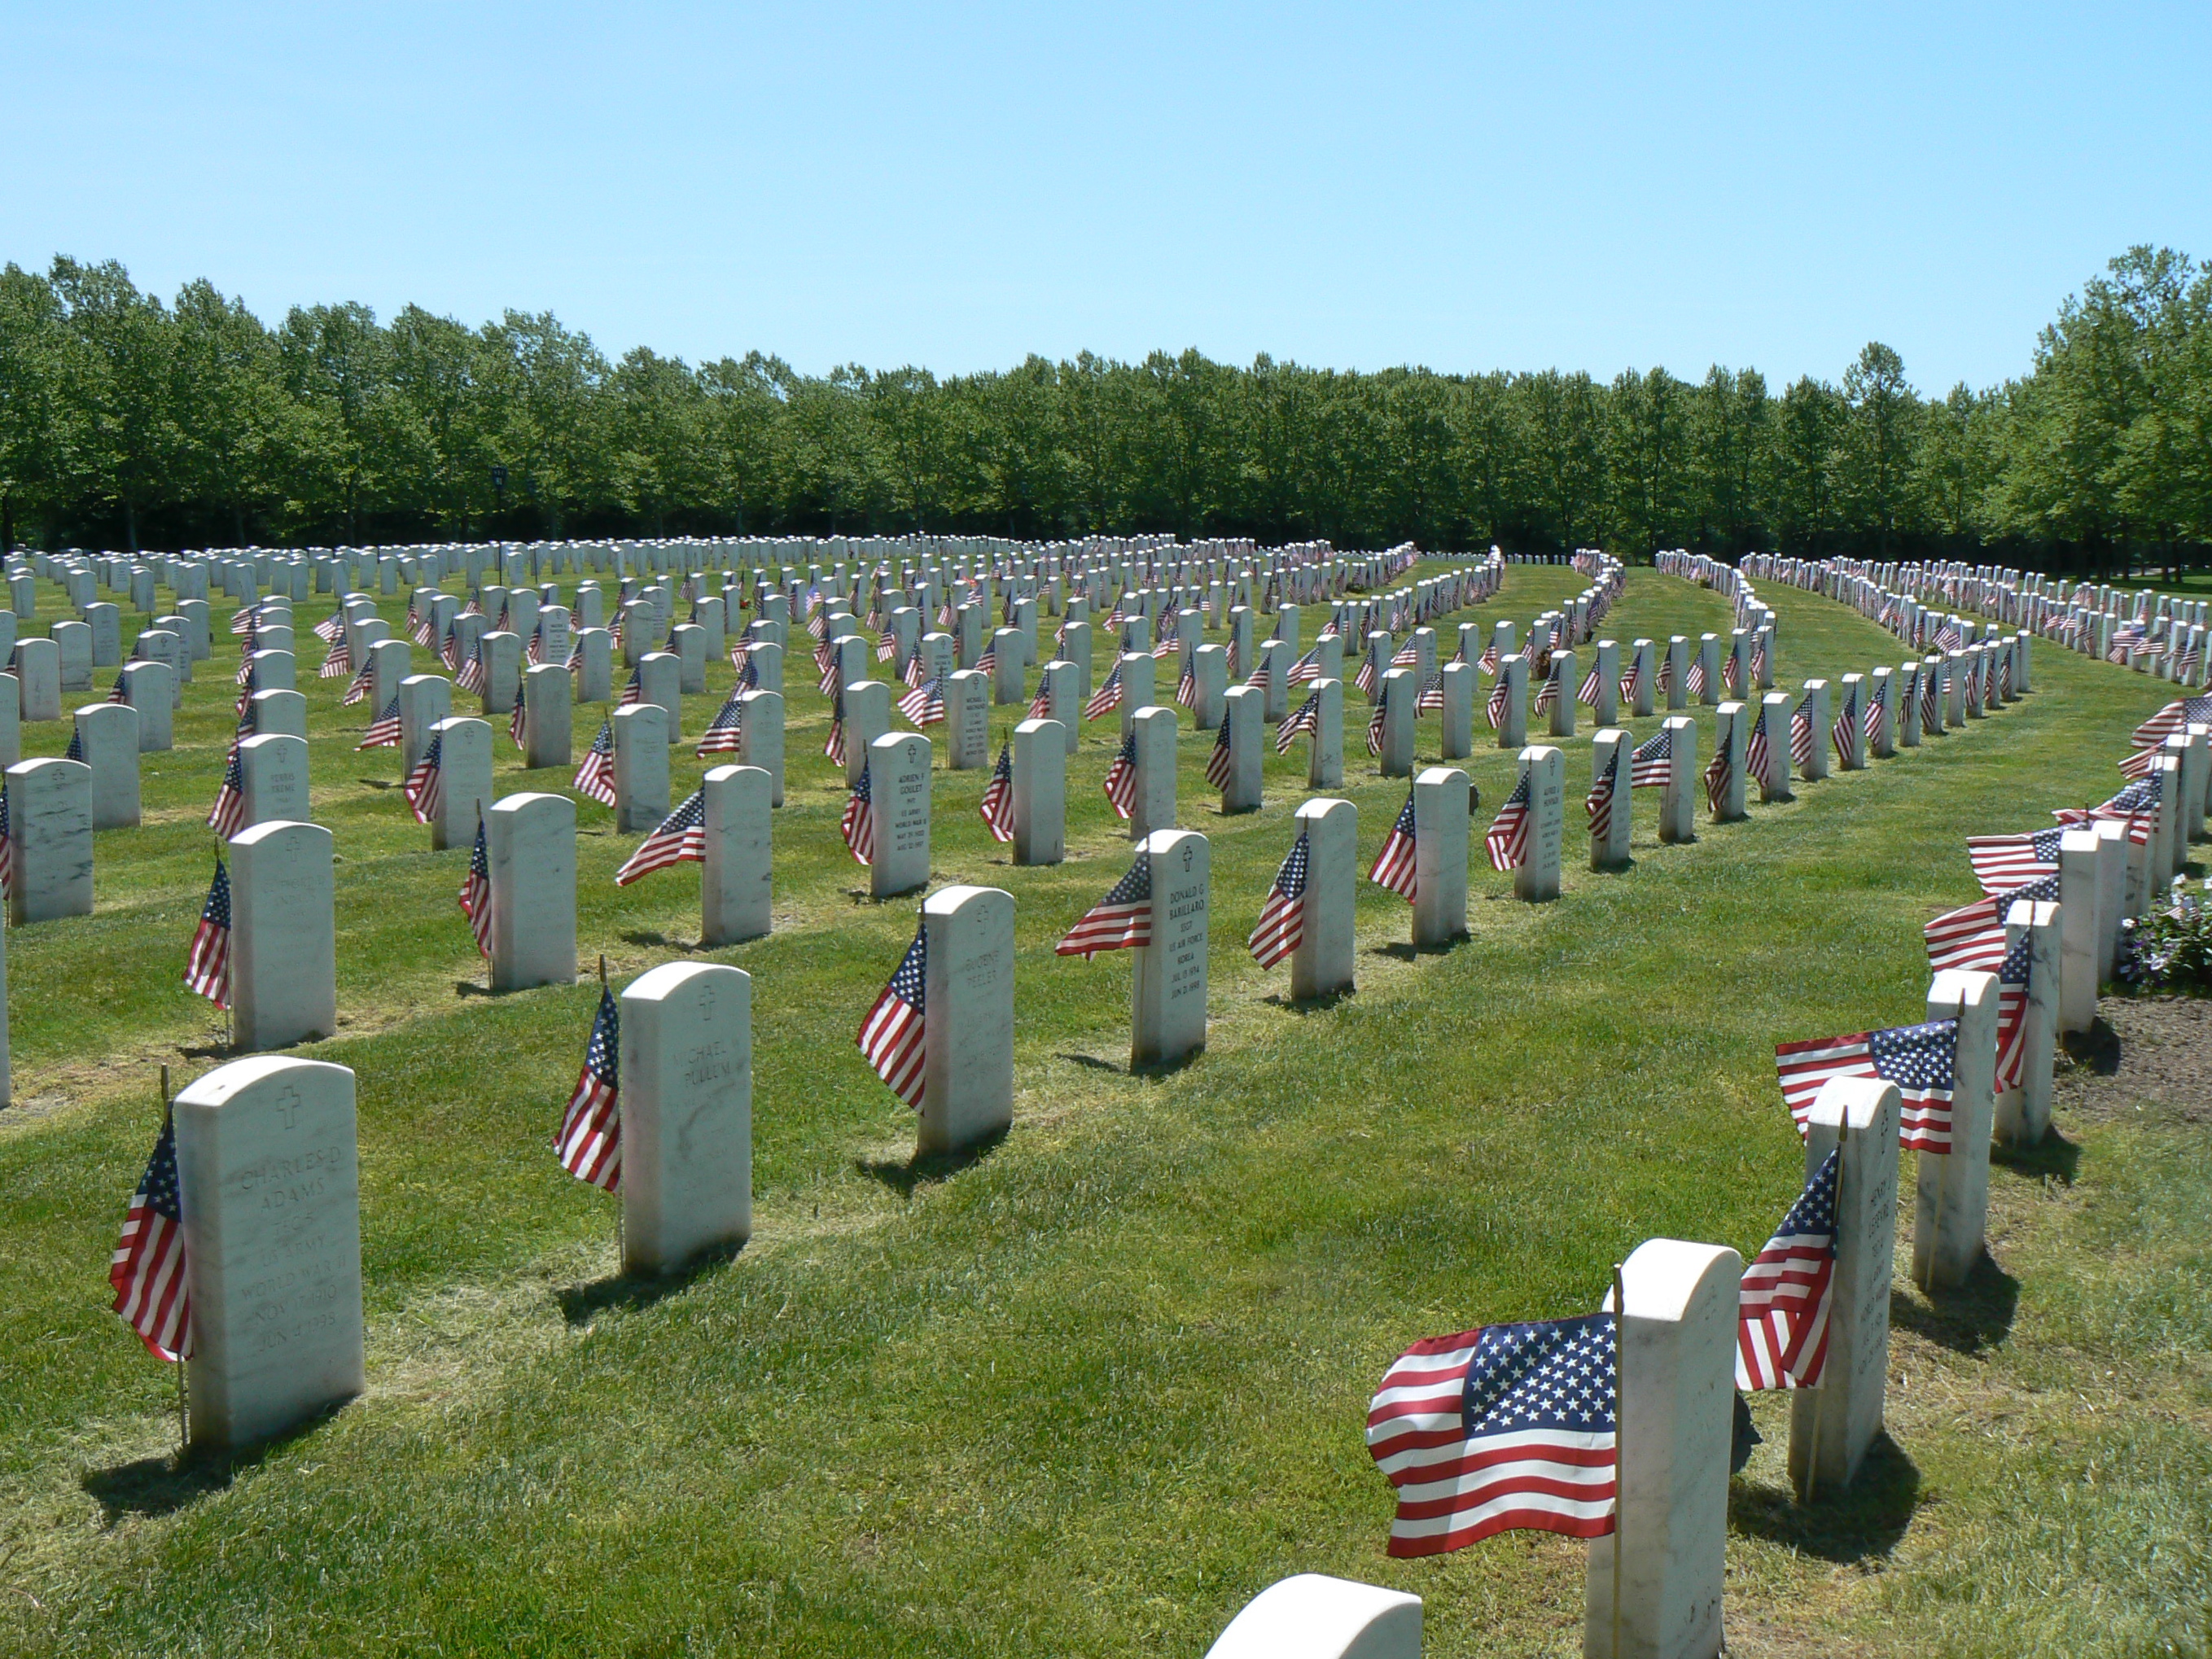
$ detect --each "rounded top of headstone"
[173,1053,354,1111]
[7,755,90,780]
[231,818,330,852]
[489,790,576,824]
[624,958,748,1005]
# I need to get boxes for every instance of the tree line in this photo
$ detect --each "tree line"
[1,245,2206,574]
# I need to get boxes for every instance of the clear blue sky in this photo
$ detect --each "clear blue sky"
[7,2,2207,392]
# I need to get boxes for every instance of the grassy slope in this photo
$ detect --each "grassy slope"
[0,563,2204,1657]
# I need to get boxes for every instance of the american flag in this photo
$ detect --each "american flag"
[319,633,353,678]
[184,856,232,1007]
[339,659,374,707]
[901,648,927,688]
[409,602,435,646]
[2132,695,2212,749]
[1657,653,1675,696]
[1685,656,1707,698]
[698,689,745,755]
[66,724,85,764]
[616,665,644,707]
[1618,658,1643,705]
[1702,738,1732,816]
[1997,931,2032,1092]
[1084,663,1124,720]
[1205,710,1236,789]
[842,764,874,864]
[979,742,1015,842]
[817,645,841,697]
[900,676,946,727]
[825,686,847,764]
[1925,875,2059,972]
[1027,681,1054,720]
[313,610,344,643]
[1392,641,1419,668]
[1789,696,1815,769]
[573,721,617,807]
[1485,674,1510,730]
[1354,654,1378,696]
[1533,660,1561,714]
[1056,853,1152,956]
[1277,689,1321,754]
[1585,745,1620,841]
[1370,787,1419,900]
[1831,686,1857,762]
[1417,672,1444,713]
[1478,641,1500,675]
[1737,1149,1839,1391]
[510,691,528,750]
[1936,618,1965,652]
[555,987,622,1191]
[1365,1312,1617,1556]
[1722,651,1743,694]
[877,628,897,663]
[615,790,707,886]
[1287,644,1323,685]
[106,668,128,704]
[1103,733,1140,818]
[404,733,446,825]
[230,606,258,639]
[207,744,247,838]
[1175,660,1198,710]
[2105,620,2143,663]
[1577,663,1602,706]
[443,621,464,673]
[1486,773,1531,872]
[1366,681,1391,755]
[1750,641,1768,683]
[1746,704,1778,792]
[1864,681,1885,740]
[2052,776,2160,847]
[527,620,545,665]
[1150,635,1180,663]
[460,818,493,956]
[858,921,929,1106]
[1630,728,1672,789]
[1248,831,1308,969]
[1967,828,2063,895]
[357,694,403,750]
[112,1114,193,1361]
[2118,744,2161,782]
[457,641,487,694]
[1774,1018,1958,1153]
[976,642,1000,681]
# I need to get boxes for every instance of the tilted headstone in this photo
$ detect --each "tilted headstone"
[15,638,60,721]
[239,734,310,828]
[1129,704,1178,841]
[612,703,670,831]
[486,792,577,992]
[522,663,572,768]
[1290,797,1356,1000]
[699,764,773,947]
[230,821,337,1051]
[1132,828,1209,1068]
[7,755,92,921]
[1657,715,1697,844]
[1582,1237,1742,1659]
[620,961,752,1275]
[1413,765,1470,947]
[1013,718,1066,866]
[869,731,932,900]
[72,703,140,828]
[738,689,784,805]
[171,1056,366,1448]
[916,884,1017,1157]
[1913,968,1998,1292]
[1789,1075,1899,1501]
[1997,899,2059,1146]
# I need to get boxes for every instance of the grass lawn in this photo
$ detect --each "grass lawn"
[1,558,2205,1657]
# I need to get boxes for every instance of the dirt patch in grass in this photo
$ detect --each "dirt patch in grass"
[2059,996,2212,1123]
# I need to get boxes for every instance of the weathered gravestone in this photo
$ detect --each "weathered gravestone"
[620,961,753,1275]
[238,734,309,828]
[171,1056,366,1448]
[486,793,577,993]
[915,883,1017,1157]
[7,756,92,922]
[700,764,773,947]
[230,821,337,1052]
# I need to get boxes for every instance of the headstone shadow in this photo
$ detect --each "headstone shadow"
[2061,1018,2121,1075]
[1890,1254,2020,1355]
[855,1129,1005,1199]
[1369,939,1457,962]
[555,1241,742,1326]
[620,929,698,952]
[1728,1432,1920,1563]
[1991,1127,2081,1186]
[81,1409,339,1524]
[1264,987,1357,1014]
[354,777,396,790]
[1055,1052,1121,1074]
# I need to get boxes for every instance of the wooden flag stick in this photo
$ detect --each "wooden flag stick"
[1611,1262,1627,1659]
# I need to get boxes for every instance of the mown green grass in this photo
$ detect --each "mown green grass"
[0,561,2204,1657]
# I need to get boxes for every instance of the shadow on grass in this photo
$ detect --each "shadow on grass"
[453,979,497,998]
[855,1130,1006,1199]
[555,1241,744,1326]
[356,777,396,790]
[1992,1127,2082,1186]
[621,930,698,952]
[1891,1254,2020,1355]
[2062,1018,2121,1075]
[1264,987,1357,1014]
[1058,1053,1122,1073]
[82,1407,342,1524]
[1369,940,1460,963]
[1729,1433,1921,1562]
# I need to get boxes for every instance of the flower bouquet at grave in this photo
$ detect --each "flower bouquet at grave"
[2114,880,2212,996]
